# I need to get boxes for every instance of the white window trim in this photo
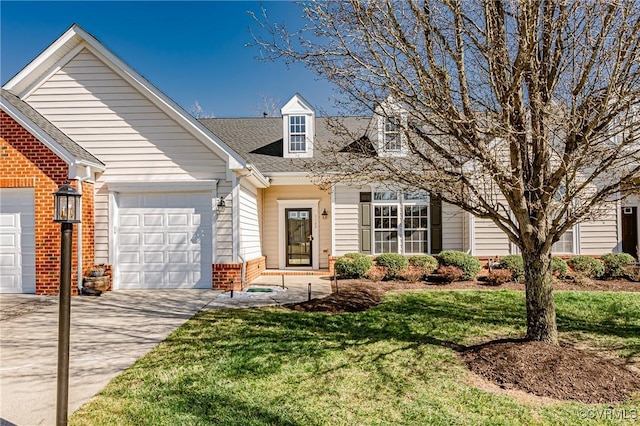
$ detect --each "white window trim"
[377,114,409,157]
[288,115,307,153]
[371,189,431,255]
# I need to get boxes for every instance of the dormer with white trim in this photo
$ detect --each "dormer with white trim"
[281,94,315,158]
[375,97,409,157]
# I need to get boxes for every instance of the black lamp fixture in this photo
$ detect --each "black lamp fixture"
[321,208,328,220]
[52,183,82,426]
[53,184,82,223]
[217,196,226,213]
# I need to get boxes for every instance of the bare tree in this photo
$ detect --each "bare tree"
[254,0,640,343]
[256,94,282,117]
[189,100,215,118]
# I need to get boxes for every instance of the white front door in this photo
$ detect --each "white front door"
[0,188,36,293]
[116,192,212,289]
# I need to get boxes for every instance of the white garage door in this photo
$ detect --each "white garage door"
[0,188,36,293]
[117,192,212,289]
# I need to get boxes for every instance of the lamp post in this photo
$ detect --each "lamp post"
[53,183,81,426]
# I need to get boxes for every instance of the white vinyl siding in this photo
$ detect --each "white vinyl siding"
[473,217,511,256]
[442,202,465,251]
[239,182,262,261]
[25,48,229,262]
[216,180,233,263]
[25,49,227,180]
[579,203,619,255]
[333,185,363,255]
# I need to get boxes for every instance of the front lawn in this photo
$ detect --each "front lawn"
[71,290,640,425]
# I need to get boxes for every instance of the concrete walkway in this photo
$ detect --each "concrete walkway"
[0,277,331,425]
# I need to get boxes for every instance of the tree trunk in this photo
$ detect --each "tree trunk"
[522,249,558,344]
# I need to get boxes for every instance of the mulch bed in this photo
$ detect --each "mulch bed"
[285,278,640,404]
[460,340,640,404]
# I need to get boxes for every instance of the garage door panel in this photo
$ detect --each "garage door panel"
[143,214,164,226]
[168,233,188,245]
[144,251,164,264]
[117,192,212,289]
[0,188,36,293]
[168,214,188,226]
[143,233,164,244]
[168,251,188,264]
[119,252,140,264]
[119,233,140,245]
[119,215,140,226]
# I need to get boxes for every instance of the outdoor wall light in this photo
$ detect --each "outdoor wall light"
[52,182,82,425]
[321,208,328,220]
[217,196,226,213]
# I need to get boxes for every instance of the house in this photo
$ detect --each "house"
[1,24,636,294]
[0,89,104,294]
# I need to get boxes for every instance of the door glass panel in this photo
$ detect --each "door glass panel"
[286,208,312,266]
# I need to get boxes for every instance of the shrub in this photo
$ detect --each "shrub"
[551,256,568,278]
[334,253,373,278]
[408,255,438,273]
[601,253,636,278]
[485,269,513,286]
[498,255,524,281]
[366,265,387,282]
[399,265,426,283]
[437,251,481,280]
[567,256,604,279]
[436,265,465,283]
[625,265,640,282]
[375,253,409,280]
[572,272,593,287]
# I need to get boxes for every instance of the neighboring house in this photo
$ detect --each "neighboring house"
[0,89,104,294]
[1,24,636,294]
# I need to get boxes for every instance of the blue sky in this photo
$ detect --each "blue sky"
[1,1,341,117]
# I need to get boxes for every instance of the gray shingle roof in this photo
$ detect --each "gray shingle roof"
[198,116,371,173]
[1,89,104,167]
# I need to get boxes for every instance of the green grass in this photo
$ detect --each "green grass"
[70,290,640,425]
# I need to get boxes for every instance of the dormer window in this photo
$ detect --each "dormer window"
[375,97,408,156]
[383,117,401,151]
[289,115,307,152]
[281,94,315,158]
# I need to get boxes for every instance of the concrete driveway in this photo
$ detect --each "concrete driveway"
[0,290,220,426]
[0,277,331,425]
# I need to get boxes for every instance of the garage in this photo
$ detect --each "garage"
[0,188,36,293]
[116,192,213,289]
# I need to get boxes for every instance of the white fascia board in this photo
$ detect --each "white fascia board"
[266,173,315,186]
[3,25,79,92]
[237,164,270,188]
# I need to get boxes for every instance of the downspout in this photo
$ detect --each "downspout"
[75,167,91,292]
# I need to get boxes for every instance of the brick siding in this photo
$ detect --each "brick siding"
[244,256,266,284]
[1,110,95,295]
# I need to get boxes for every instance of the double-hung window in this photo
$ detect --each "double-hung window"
[383,117,402,151]
[289,115,306,152]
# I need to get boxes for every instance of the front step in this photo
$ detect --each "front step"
[260,269,329,277]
